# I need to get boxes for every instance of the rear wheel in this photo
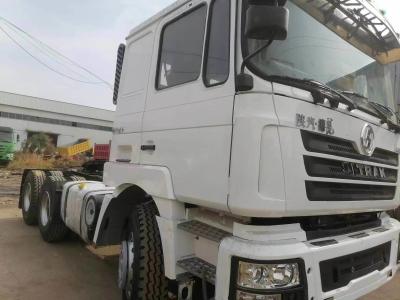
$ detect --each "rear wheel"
[21,170,46,225]
[38,176,69,243]
[119,202,168,300]
[68,175,86,181]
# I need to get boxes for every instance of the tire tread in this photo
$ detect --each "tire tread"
[22,170,46,225]
[127,202,168,300]
[38,176,69,243]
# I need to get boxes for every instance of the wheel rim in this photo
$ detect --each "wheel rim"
[119,233,134,298]
[23,183,32,212]
[40,192,51,226]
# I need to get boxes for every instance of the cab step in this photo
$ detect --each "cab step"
[177,220,231,243]
[177,256,216,284]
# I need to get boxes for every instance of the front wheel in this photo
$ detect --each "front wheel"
[118,202,168,300]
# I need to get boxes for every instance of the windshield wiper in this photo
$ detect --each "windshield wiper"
[367,102,400,132]
[338,91,400,132]
[339,91,396,118]
[268,75,357,110]
[268,76,400,133]
[340,91,368,100]
[368,102,395,117]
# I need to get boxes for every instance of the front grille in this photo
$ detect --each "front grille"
[301,130,399,166]
[302,130,398,202]
[320,242,391,292]
[306,181,396,201]
[304,156,397,183]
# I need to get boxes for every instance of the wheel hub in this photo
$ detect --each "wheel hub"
[118,241,129,289]
[118,233,134,297]
[23,183,31,212]
[40,191,51,226]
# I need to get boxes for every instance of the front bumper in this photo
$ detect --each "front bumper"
[0,152,13,161]
[216,217,400,300]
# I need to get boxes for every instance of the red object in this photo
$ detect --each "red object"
[94,144,111,161]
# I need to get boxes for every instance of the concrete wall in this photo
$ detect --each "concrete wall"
[0,118,112,150]
[0,91,114,150]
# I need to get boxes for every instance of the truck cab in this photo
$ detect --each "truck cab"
[19,0,400,299]
[0,127,15,163]
[104,0,400,298]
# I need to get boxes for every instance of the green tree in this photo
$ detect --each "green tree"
[25,133,50,153]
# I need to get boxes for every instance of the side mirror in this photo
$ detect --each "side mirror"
[245,1,289,40]
[113,43,126,105]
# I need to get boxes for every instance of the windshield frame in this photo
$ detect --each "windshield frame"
[239,0,397,114]
[0,128,13,143]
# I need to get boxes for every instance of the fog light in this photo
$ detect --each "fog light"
[237,291,281,300]
[238,261,300,289]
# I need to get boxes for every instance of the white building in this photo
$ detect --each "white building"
[0,91,114,150]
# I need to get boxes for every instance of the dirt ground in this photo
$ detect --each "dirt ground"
[0,171,120,300]
[0,171,398,300]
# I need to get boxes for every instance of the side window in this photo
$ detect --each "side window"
[157,5,207,90]
[204,0,230,87]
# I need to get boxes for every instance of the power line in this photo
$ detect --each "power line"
[0,16,112,88]
[1,21,99,83]
[0,25,104,84]
[0,16,113,89]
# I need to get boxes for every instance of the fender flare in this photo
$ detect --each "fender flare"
[103,162,175,200]
[93,163,177,246]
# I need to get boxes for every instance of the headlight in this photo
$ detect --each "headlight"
[238,261,300,289]
[236,291,281,300]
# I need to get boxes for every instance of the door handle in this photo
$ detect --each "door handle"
[141,145,156,151]
[116,159,131,163]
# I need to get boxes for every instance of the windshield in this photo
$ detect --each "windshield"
[244,0,397,113]
[0,131,13,143]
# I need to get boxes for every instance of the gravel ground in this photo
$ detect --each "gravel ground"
[0,170,397,299]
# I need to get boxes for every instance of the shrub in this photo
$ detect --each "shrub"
[23,132,57,155]
[7,153,54,170]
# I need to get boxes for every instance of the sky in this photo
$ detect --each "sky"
[0,0,174,111]
[0,0,398,111]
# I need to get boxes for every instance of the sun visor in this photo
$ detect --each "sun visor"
[292,0,400,65]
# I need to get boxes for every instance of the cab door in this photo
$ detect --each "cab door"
[141,0,235,211]
[110,26,156,164]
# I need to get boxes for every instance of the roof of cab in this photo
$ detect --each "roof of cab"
[128,0,191,38]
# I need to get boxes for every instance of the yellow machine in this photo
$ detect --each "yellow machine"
[57,140,92,157]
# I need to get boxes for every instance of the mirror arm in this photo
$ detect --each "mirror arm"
[240,39,274,74]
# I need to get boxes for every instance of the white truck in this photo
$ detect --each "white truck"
[19,0,400,299]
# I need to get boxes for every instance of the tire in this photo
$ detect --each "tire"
[68,175,86,181]
[38,176,69,243]
[21,170,46,225]
[48,170,64,177]
[120,202,168,300]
